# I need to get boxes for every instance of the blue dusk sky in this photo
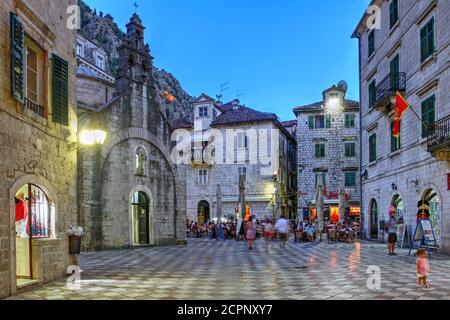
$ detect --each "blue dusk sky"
[84,0,371,121]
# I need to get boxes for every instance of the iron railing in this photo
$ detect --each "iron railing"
[374,73,406,107]
[427,114,450,152]
[24,98,45,118]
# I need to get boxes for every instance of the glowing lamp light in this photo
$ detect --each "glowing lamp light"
[80,130,107,146]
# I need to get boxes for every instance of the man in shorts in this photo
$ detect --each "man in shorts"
[275,215,290,251]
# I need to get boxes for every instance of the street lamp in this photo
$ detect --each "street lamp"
[79,130,107,146]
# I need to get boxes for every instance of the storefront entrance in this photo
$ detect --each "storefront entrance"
[131,191,150,245]
[370,199,378,240]
[198,200,210,224]
[14,184,53,288]
[422,189,440,247]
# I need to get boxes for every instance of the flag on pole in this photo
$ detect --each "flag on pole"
[392,92,411,137]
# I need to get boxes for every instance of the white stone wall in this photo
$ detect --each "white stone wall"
[296,97,361,219]
[177,121,295,222]
[357,0,450,251]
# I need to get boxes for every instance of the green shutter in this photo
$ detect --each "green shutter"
[421,95,435,138]
[308,115,314,129]
[10,13,24,103]
[345,114,355,128]
[421,18,435,62]
[326,115,332,129]
[315,144,319,158]
[52,54,69,125]
[369,134,377,163]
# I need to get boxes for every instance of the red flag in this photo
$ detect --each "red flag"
[392,92,410,138]
[395,92,410,119]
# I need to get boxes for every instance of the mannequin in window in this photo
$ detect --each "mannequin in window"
[15,192,28,238]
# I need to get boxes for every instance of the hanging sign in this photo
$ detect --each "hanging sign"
[409,219,437,258]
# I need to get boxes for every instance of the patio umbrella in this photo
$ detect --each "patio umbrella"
[339,185,347,223]
[315,175,325,235]
[216,185,222,222]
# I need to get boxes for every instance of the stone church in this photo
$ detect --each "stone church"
[77,14,186,251]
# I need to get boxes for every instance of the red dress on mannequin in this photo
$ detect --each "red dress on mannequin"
[15,199,28,221]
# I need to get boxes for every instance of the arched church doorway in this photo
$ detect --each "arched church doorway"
[198,200,210,225]
[131,191,150,245]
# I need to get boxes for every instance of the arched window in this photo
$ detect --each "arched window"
[135,148,146,176]
[15,184,55,239]
[369,199,378,240]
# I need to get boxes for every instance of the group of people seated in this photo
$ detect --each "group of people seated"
[294,221,320,242]
[186,220,239,239]
[327,222,359,243]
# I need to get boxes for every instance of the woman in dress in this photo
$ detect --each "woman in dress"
[246,216,256,250]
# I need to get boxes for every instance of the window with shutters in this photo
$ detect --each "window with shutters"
[236,132,248,150]
[345,142,356,158]
[315,173,326,188]
[345,113,355,128]
[52,54,69,126]
[390,0,399,29]
[369,134,377,163]
[420,17,435,62]
[24,38,44,108]
[368,80,376,109]
[238,167,247,182]
[368,30,375,58]
[315,143,326,158]
[10,13,25,103]
[345,171,357,188]
[421,95,435,138]
[197,169,208,184]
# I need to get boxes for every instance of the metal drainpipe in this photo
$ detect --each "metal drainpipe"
[357,37,365,240]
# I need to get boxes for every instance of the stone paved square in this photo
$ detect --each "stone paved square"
[5,239,450,300]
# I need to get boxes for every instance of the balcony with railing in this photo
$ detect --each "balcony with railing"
[373,73,406,113]
[427,114,450,161]
[24,98,45,118]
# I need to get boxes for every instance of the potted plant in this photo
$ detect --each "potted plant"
[67,225,84,255]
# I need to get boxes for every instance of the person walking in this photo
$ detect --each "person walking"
[387,206,398,256]
[275,215,290,251]
[246,216,256,250]
[216,220,225,242]
[263,220,273,246]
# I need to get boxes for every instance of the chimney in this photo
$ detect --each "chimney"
[231,99,240,110]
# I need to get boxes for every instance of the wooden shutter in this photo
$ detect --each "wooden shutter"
[315,144,319,158]
[52,54,69,125]
[10,13,25,103]
[308,115,314,129]
[326,115,332,129]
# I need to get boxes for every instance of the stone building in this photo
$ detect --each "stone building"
[77,14,186,251]
[0,0,77,298]
[294,82,361,224]
[353,0,450,252]
[172,95,297,223]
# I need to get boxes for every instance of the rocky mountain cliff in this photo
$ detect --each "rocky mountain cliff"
[78,0,193,122]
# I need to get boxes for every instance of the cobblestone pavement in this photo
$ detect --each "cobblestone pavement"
[6,238,450,300]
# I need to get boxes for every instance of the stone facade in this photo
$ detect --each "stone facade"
[0,0,77,298]
[77,14,186,251]
[173,96,297,223]
[353,0,450,252]
[294,83,361,224]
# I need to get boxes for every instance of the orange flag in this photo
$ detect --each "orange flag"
[392,92,410,137]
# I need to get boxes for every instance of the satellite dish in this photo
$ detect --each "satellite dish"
[337,80,348,93]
